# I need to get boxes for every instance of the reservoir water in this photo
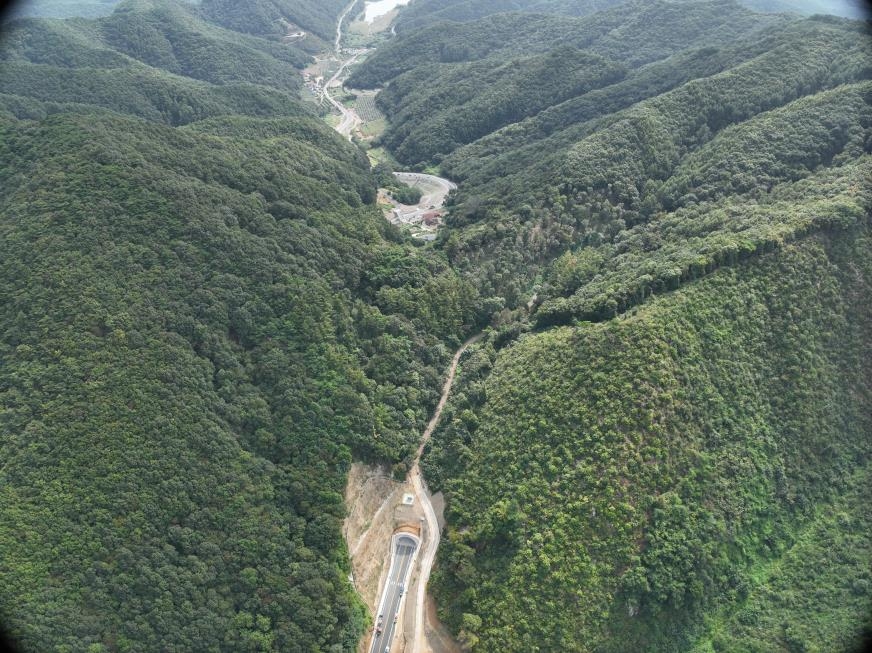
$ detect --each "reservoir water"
[364,0,411,23]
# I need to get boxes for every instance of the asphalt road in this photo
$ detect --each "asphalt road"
[335,0,357,56]
[393,172,457,209]
[371,534,419,653]
[324,0,366,139]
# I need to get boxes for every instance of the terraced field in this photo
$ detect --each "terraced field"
[355,92,385,122]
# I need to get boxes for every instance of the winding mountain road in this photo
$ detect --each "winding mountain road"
[365,334,480,653]
[321,50,363,138]
[393,172,457,208]
[409,333,481,652]
[335,0,357,56]
[324,0,364,139]
[330,9,473,650]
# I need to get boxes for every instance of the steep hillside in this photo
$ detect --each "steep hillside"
[1,0,310,87]
[357,1,872,650]
[0,1,479,651]
[199,0,348,42]
[391,0,871,31]
[3,0,124,20]
[372,46,626,163]
[0,0,329,129]
[1,0,870,651]
[351,1,806,169]
[740,0,870,18]
[424,228,872,652]
[101,0,310,82]
[1,0,349,26]
[350,0,787,91]
[352,5,870,308]
[392,0,627,33]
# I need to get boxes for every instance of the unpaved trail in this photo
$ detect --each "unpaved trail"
[409,333,482,652]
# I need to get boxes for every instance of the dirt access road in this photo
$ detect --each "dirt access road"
[350,335,479,653]
[408,333,481,652]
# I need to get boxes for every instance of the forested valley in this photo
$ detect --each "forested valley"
[353,0,872,651]
[0,0,870,652]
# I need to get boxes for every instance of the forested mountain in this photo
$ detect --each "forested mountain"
[740,0,870,18]
[352,0,872,651]
[425,229,872,652]
[0,1,478,650]
[351,0,788,89]
[391,0,869,32]
[3,0,125,21]
[198,0,349,42]
[0,0,321,127]
[392,0,627,33]
[1,0,311,86]
[1,0,870,651]
[5,0,349,44]
[0,108,479,652]
[352,2,870,307]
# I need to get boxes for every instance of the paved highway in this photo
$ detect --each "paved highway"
[323,0,366,139]
[335,0,357,56]
[371,533,419,653]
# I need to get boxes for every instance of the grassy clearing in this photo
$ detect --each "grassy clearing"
[361,118,387,138]
[367,145,401,168]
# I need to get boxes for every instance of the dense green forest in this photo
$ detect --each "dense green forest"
[424,230,872,652]
[4,0,347,46]
[392,0,627,33]
[198,0,349,43]
[350,1,788,90]
[0,0,311,86]
[352,2,871,309]
[0,0,479,651]
[354,0,872,651]
[3,0,124,20]
[0,109,479,651]
[739,0,869,18]
[390,0,868,33]
[1,0,870,651]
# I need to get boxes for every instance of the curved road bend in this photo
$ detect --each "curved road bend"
[371,534,420,653]
[392,172,457,209]
[321,51,363,138]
